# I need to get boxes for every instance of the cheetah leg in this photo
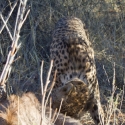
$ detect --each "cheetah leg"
[88,83,104,125]
[90,100,104,125]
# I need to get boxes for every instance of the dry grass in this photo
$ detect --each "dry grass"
[0,93,83,125]
[0,92,41,125]
[0,61,124,125]
[0,0,124,93]
[0,0,125,91]
[0,61,83,125]
[0,0,125,125]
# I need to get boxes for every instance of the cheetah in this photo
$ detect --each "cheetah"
[50,17,104,125]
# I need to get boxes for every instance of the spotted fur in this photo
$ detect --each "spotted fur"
[50,17,104,125]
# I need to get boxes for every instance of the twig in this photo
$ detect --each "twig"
[40,60,63,125]
[62,113,66,125]
[105,62,118,125]
[53,98,64,124]
[103,65,110,85]
[44,70,57,115]
[0,0,29,100]
[40,61,44,95]
[49,97,52,122]
[43,60,53,116]
[51,108,57,123]
[13,1,21,40]
[0,1,17,34]
[112,62,116,92]
[40,60,53,125]
[21,9,30,26]
[8,0,12,9]
[0,13,13,41]
[12,0,28,53]
[0,44,21,85]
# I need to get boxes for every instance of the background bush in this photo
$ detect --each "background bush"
[0,0,125,95]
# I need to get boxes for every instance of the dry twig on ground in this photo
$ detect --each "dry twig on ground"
[0,60,67,125]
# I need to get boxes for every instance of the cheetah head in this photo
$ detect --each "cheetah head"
[52,78,93,119]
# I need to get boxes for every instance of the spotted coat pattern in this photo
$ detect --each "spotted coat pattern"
[50,17,104,125]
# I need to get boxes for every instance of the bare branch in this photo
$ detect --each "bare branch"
[13,1,21,40]
[112,62,116,92]
[21,9,30,26]
[44,70,57,114]
[41,60,53,125]
[49,97,52,122]
[40,61,44,95]
[0,0,29,100]
[51,108,57,123]
[0,13,13,41]
[53,98,64,123]
[13,0,28,40]
[0,1,17,34]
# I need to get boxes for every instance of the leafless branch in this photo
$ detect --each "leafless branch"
[0,1,17,34]
[53,98,64,124]
[0,0,29,100]
[0,13,13,41]
[40,61,44,95]
[112,62,116,92]
[41,60,53,125]
[44,69,57,115]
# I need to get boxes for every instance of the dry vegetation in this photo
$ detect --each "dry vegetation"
[0,0,125,125]
[0,61,83,125]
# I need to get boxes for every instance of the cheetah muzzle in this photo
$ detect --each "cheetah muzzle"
[52,78,95,119]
